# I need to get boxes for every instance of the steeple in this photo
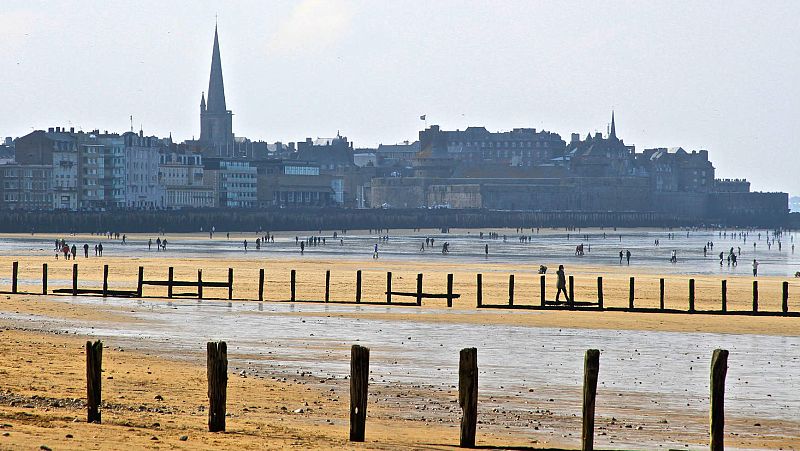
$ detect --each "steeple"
[609,111,617,139]
[200,92,206,111]
[206,25,227,113]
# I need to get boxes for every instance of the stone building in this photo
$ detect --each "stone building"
[159,149,214,209]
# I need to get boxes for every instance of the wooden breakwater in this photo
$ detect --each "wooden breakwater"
[3,261,798,316]
[67,340,734,449]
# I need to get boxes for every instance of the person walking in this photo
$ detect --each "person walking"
[555,265,570,303]
[373,243,379,259]
[98,243,103,256]
[619,250,623,264]
[70,244,77,260]
[752,259,759,277]
[626,250,631,265]
[83,243,89,258]
[485,244,489,257]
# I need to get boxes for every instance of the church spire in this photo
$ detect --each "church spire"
[200,91,206,111]
[206,24,227,113]
[609,111,617,139]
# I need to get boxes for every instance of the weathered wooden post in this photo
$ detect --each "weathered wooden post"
[710,349,729,451]
[752,280,758,312]
[198,270,203,299]
[476,273,483,307]
[356,270,362,303]
[386,272,392,304]
[689,278,696,312]
[540,275,546,307]
[102,265,109,297]
[290,269,296,302]
[597,277,603,309]
[86,340,103,423]
[582,349,600,451]
[350,344,370,442]
[72,263,78,296]
[11,261,18,294]
[508,274,514,306]
[628,277,634,309]
[258,268,264,302]
[42,263,47,295]
[568,275,575,308]
[659,278,665,310]
[325,270,331,303]
[416,273,423,306]
[447,273,454,307]
[167,266,174,298]
[782,281,789,314]
[207,341,227,432]
[137,266,144,297]
[721,280,727,312]
[459,347,478,448]
[227,268,233,300]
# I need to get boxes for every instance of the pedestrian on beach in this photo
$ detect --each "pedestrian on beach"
[373,243,379,259]
[485,244,489,257]
[98,243,103,256]
[555,264,570,303]
[626,250,631,265]
[619,250,623,264]
[752,259,759,277]
[243,240,248,252]
[300,241,305,255]
[148,239,152,250]
[420,241,425,252]
[70,244,77,260]
[83,243,89,258]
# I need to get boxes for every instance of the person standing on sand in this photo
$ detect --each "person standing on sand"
[83,243,89,258]
[243,240,248,252]
[300,241,305,255]
[420,241,425,252]
[148,239,152,250]
[98,243,103,256]
[619,250,623,264]
[752,259,759,277]
[373,243,379,259]
[555,265,570,303]
[70,244,77,260]
[485,244,489,257]
[626,250,631,265]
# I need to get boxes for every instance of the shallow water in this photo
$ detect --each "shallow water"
[4,228,798,277]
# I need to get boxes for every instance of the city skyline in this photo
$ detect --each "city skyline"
[2,1,799,194]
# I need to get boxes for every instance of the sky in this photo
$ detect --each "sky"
[2,0,799,194]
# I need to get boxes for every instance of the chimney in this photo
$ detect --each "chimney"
[48,127,54,133]
[70,127,75,133]
[55,127,61,133]
[571,133,580,143]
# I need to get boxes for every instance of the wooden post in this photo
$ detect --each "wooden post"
[752,280,758,312]
[42,263,47,295]
[137,266,143,297]
[198,270,203,299]
[416,273,423,306]
[782,281,789,314]
[349,344,370,442]
[659,278,665,310]
[721,280,727,312]
[167,267,174,298]
[102,265,109,297]
[540,275,546,307]
[356,270,362,303]
[582,349,600,451]
[447,273,454,307]
[258,269,264,302]
[459,347,478,448]
[568,275,575,308]
[86,340,102,423]
[11,261,18,294]
[227,268,233,300]
[476,273,482,307]
[290,269,296,302]
[207,341,228,433]
[689,279,696,312]
[508,274,514,306]
[628,277,634,309]
[72,263,78,296]
[597,277,603,309]
[710,349,729,451]
[386,272,392,304]
[325,270,331,303]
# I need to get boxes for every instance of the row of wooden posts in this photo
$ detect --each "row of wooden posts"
[83,340,731,450]
[6,261,797,315]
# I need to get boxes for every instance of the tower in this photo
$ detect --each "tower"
[609,111,617,140]
[200,25,234,155]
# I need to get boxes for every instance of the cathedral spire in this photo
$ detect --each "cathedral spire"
[206,24,227,113]
[200,91,206,111]
[609,110,617,139]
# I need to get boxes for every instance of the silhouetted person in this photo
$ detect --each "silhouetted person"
[555,265,570,303]
[83,243,89,258]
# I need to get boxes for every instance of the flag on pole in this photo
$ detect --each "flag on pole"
[419,114,426,120]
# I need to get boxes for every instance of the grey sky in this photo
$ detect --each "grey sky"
[2,1,799,194]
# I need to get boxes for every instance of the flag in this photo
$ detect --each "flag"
[419,115,426,120]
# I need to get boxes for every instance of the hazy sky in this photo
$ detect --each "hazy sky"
[2,1,799,194]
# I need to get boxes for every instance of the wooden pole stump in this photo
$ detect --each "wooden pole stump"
[508,274,514,306]
[447,273,454,307]
[721,280,727,312]
[207,341,228,432]
[689,278,696,312]
[416,273,423,306]
[102,265,109,297]
[227,268,233,300]
[752,281,758,312]
[597,276,603,309]
[386,272,392,304]
[349,344,370,442]
[72,263,78,296]
[290,270,296,302]
[356,270,362,303]
[540,275,546,307]
[11,261,18,294]
[325,270,331,303]
[258,268,264,302]
[782,281,789,314]
[42,263,48,295]
[568,275,575,308]
[659,278,665,310]
[582,349,600,451]
[710,349,729,451]
[476,274,483,307]
[628,277,634,309]
[167,267,174,298]
[198,270,203,299]
[86,340,103,423]
[459,347,478,448]
[136,266,144,297]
